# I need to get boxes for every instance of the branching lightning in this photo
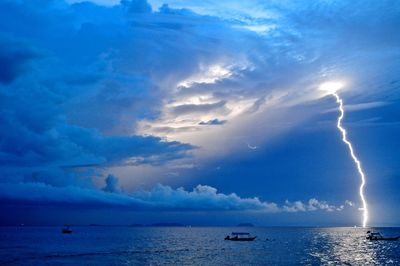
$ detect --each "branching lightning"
[320,82,368,227]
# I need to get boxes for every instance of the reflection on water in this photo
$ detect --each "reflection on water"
[0,226,399,265]
[307,227,399,265]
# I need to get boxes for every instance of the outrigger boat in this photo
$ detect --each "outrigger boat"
[366,231,399,241]
[225,232,256,241]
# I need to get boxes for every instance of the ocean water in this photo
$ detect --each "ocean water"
[0,226,399,265]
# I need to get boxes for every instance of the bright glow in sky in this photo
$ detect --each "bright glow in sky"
[177,65,232,88]
[319,82,344,94]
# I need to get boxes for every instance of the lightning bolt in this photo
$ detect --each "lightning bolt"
[332,92,368,228]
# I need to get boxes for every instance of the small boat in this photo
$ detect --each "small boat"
[225,232,256,241]
[62,225,73,234]
[366,231,399,241]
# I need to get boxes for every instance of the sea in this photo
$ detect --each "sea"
[0,226,399,265]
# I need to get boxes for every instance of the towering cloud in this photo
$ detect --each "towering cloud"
[0,0,399,225]
[0,181,353,213]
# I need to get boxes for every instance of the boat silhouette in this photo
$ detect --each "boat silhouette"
[224,232,256,241]
[61,225,72,234]
[366,231,399,241]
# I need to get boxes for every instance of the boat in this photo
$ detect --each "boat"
[224,232,256,241]
[61,225,73,234]
[366,231,399,241]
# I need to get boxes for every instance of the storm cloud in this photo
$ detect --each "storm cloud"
[0,0,195,187]
[0,0,399,225]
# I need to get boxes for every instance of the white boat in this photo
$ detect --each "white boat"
[366,231,399,241]
[224,232,256,241]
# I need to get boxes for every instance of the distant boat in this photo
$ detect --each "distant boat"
[366,231,399,241]
[225,232,256,241]
[62,225,73,234]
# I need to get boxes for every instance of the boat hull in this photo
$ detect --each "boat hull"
[225,237,256,241]
[367,237,399,241]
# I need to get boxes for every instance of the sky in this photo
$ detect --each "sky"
[0,0,399,226]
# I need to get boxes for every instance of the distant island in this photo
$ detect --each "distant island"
[86,222,258,227]
[237,223,254,227]
[149,222,185,227]
[130,223,144,227]
[128,222,185,227]
[86,222,186,227]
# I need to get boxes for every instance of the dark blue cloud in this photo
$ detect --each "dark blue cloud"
[103,174,119,192]
[0,35,37,84]
[121,0,152,13]
[198,119,226,126]
[0,0,194,188]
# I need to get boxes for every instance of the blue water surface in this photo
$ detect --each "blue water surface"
[0,226,399,265]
